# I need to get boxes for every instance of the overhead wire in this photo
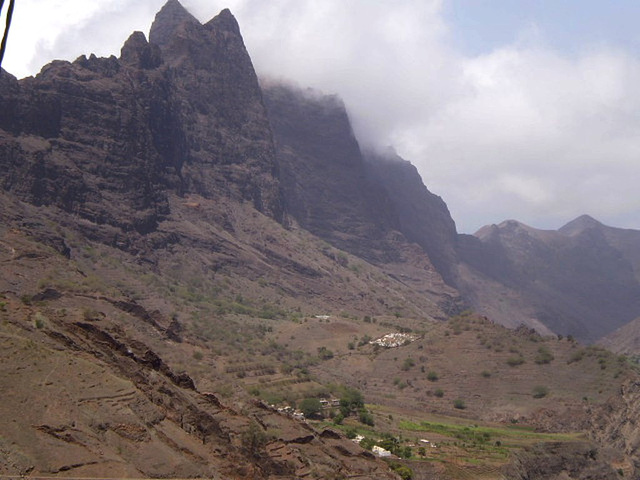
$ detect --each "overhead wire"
[0,0,16,73]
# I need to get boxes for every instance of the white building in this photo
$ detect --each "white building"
[372,445,392,457]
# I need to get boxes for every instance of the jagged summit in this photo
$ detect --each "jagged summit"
[120,31,162,69]
[205,8,242,36]
[149,0,200,49]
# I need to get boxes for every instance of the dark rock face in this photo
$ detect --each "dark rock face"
[152,4,284,221]
[262,81,400,262]
[363,148,459,285]
[0,53,180,235]
[0,1,283,240]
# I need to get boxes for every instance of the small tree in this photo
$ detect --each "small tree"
[317,346,334,360]
[299,397,323,418]
[339,387,365,416]
[358,409,375,426]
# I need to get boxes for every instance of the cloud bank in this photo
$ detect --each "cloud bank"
[3,0,640,233]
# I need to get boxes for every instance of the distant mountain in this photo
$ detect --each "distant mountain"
[457,216,640,343]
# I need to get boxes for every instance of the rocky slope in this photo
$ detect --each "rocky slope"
[0,199,399,479]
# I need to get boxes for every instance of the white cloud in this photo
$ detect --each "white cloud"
[3,0,640,233]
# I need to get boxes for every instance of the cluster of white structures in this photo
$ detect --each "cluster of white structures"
[274,405,305,421]
[369,332,418,348]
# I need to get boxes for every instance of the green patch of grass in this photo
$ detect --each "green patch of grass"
[398,419,581,446]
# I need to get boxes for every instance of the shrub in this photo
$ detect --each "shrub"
[33,312,46,329]
[360,437,376,450]
[481,370,491,378]
[359,409,375,426]
[535,346,554,364]
[317,346,334,360]
[434,389,444,398]
[427,371,439,382]
[506,356,525,367]
[339,386,365,415]
[567,349,586,364]
[401,358,415,371]
[389,462,413,480]
[453,398,466,409]
[532,385,549,398]
[241,421,267,456]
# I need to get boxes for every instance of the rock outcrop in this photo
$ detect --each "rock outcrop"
[0,1,283,242]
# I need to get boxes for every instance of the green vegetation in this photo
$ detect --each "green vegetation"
[453,398,466,409]
[317,346,334,360]
[532,385,549,398]
[398,418,580,445]
[534,346,554,364]
[299,397,323,418]
[401,357,415,371]
[388,461,413,479]
[339,386,365,416]
[427,370,439,382]
[359,409,375,426]
[33,311,46,329]
[567,348,586,364]
[506,355,525,367]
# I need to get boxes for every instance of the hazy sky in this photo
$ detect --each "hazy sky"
[3,0,640,233]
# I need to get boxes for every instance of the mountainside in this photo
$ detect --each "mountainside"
[363,148,459,286]
[457,217,640,343]
[2,1,640,479]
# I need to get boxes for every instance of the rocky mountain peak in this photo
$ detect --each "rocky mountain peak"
[120,31,162,69]
[205,8,242,36]
[559,214,604,236]
[148,0,200,49]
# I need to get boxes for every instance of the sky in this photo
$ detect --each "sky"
[2,0,640,234]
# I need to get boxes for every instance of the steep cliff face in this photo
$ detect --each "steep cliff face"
[0,1,282,240]
[149,3,284,221]
[261,81,400,262]
[363,148,459,285]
